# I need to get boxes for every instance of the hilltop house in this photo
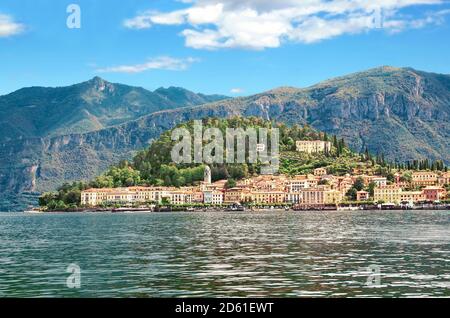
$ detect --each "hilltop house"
[296,140,332,153]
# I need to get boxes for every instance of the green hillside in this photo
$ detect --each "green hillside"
[39,117,398,209]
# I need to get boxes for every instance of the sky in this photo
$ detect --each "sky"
[1,0,450,96]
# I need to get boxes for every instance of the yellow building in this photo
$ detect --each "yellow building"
[251,191,285,204]
[438,172,450,186]
[323,190,343,205]
[411,172,438,187]
[82,188,135,206]
[400,191,426,203]
[81,187,175,206]
[296,140,332,153]
[224,187,247,204]
[374,185,402,204]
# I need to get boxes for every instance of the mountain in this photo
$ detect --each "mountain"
[154,86,229,106]
[0,77,229,142]
[1,66,449,211]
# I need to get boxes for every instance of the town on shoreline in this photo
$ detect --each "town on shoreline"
[35,136,450,213]
[39,165,450,213]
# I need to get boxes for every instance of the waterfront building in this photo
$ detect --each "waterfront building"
[81,188,132,206]
[323,189,343,205]
[374,185,402,204]
[285,192,302,204]
[400,191,426,203]
[295,186,341,206]
[300,188,325,206]
[422,186,447,201]
[203,190,223,205]
[151,188,172,204]
[170,190,188,205]
[80,187,178,206]
[296,140,332,153]
[251,191,285,204]
[224,187,247,204]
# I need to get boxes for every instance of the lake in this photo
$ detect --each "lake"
[0,210,449,297]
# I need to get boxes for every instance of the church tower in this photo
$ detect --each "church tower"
[204,165,211,184]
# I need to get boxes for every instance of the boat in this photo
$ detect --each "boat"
[337,206,359,211]
[226,204,245,211]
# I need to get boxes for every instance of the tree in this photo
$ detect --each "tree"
[346,188,357,201]
[368,182,376,197]
[332,135,338,149]
[354,177,365,191]
[39,193,57,207]
[364,147,370,161]
[225,178,237,189]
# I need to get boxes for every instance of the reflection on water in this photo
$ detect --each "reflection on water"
[0,210,449,297]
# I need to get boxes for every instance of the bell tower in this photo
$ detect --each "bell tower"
[204,165,211,184]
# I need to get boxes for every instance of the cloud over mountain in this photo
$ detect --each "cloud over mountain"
[96,56,199,73]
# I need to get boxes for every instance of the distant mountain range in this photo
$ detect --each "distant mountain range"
[0,77,228,142]
[1,66,449,211]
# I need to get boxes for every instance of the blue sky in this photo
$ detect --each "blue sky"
[1,0,450,96]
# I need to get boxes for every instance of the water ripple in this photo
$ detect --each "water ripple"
[0,210,449,297]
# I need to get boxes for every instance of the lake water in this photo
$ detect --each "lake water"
[0,210,449,297]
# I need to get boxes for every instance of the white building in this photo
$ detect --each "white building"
[372,177,387,187]
[203,190,223,205]
[296,140,332,153]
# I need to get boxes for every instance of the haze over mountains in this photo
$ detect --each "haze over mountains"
[1,66,449,211]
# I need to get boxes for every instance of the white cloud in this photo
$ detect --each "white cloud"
[0,13,24,37]
[96,56,199,73]
[123,13,153,29]
[230,88,244,94]
[124,0,448,50]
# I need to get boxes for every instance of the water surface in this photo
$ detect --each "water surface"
[0,210,449,297]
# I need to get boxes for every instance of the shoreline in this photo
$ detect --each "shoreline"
[25,205,450,214]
